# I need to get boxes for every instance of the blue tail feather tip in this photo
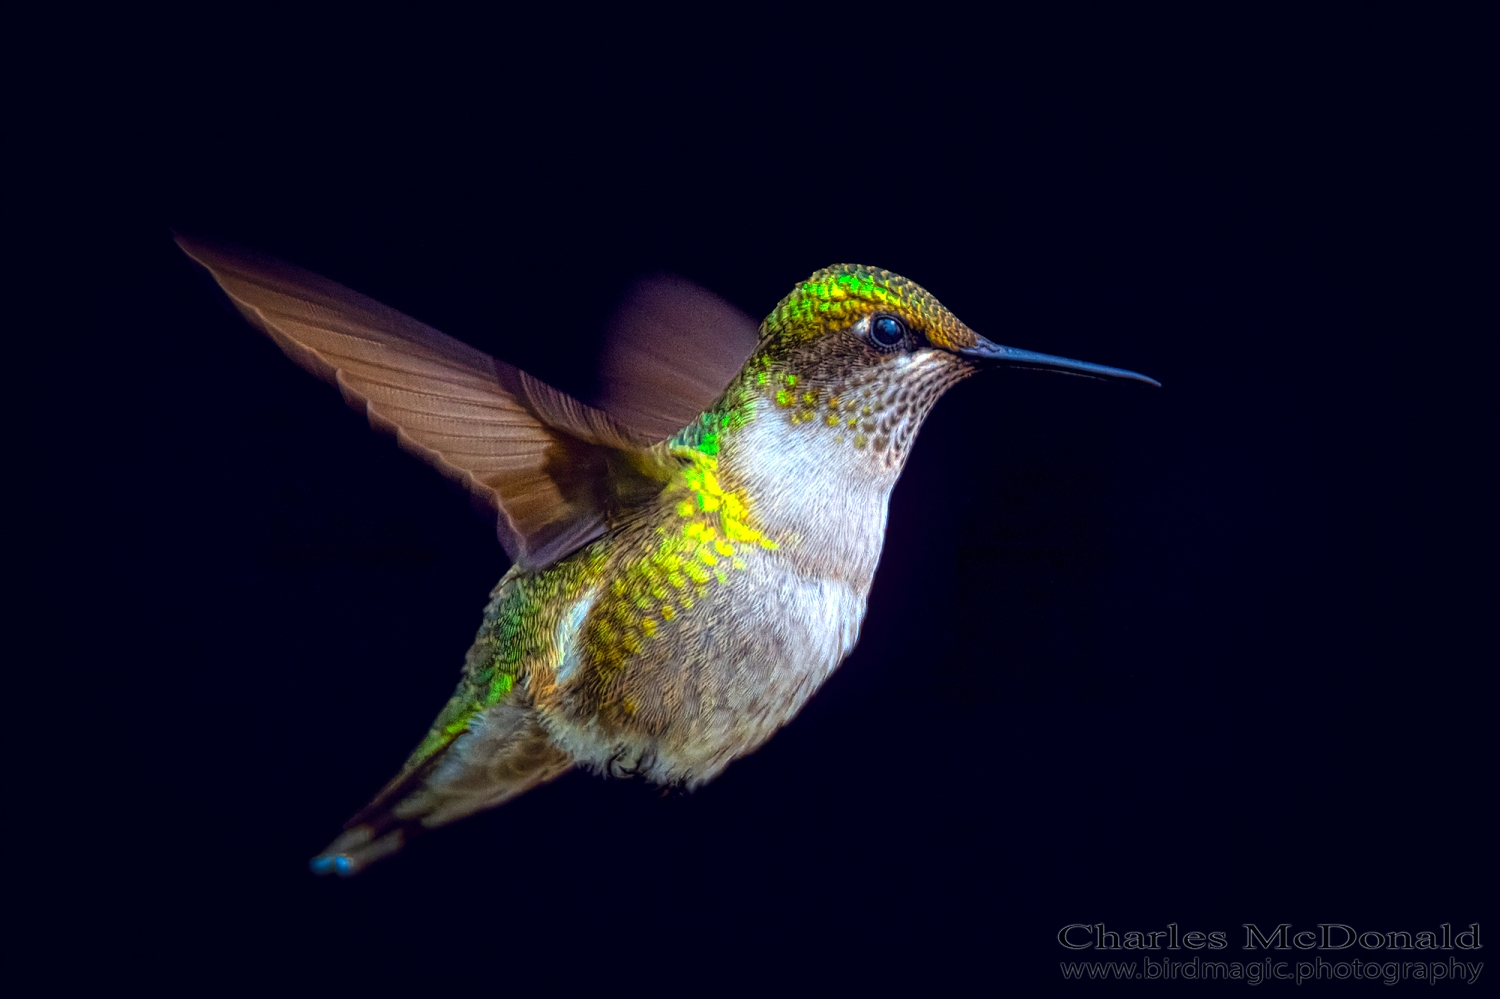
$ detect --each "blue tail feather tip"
[310,854,353,876]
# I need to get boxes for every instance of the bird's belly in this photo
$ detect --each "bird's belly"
[536,563,868,788]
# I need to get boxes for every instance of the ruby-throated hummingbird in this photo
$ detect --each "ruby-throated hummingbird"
[178,236,1158,875]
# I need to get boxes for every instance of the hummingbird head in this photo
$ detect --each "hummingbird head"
[734,264,1157,472]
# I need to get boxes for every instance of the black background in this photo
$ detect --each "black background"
[24,9,1488,993]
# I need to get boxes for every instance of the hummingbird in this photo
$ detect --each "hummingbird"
[177,235,1158,875]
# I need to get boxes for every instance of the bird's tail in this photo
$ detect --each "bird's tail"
[310,702,572,876]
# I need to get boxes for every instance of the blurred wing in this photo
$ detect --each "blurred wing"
[595,275,761,442]
[177,234,653,570]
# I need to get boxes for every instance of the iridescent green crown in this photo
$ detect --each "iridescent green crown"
[762,264,976,351]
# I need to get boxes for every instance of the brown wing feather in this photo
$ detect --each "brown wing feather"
[596,274,762,442]
[176,234,656,570]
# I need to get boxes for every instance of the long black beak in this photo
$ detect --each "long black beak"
[959,335,1160,387]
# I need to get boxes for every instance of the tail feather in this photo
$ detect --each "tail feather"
[310,703,572,876]
[310,826,407,876]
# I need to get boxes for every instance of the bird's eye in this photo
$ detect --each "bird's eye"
[871,315,907,347]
